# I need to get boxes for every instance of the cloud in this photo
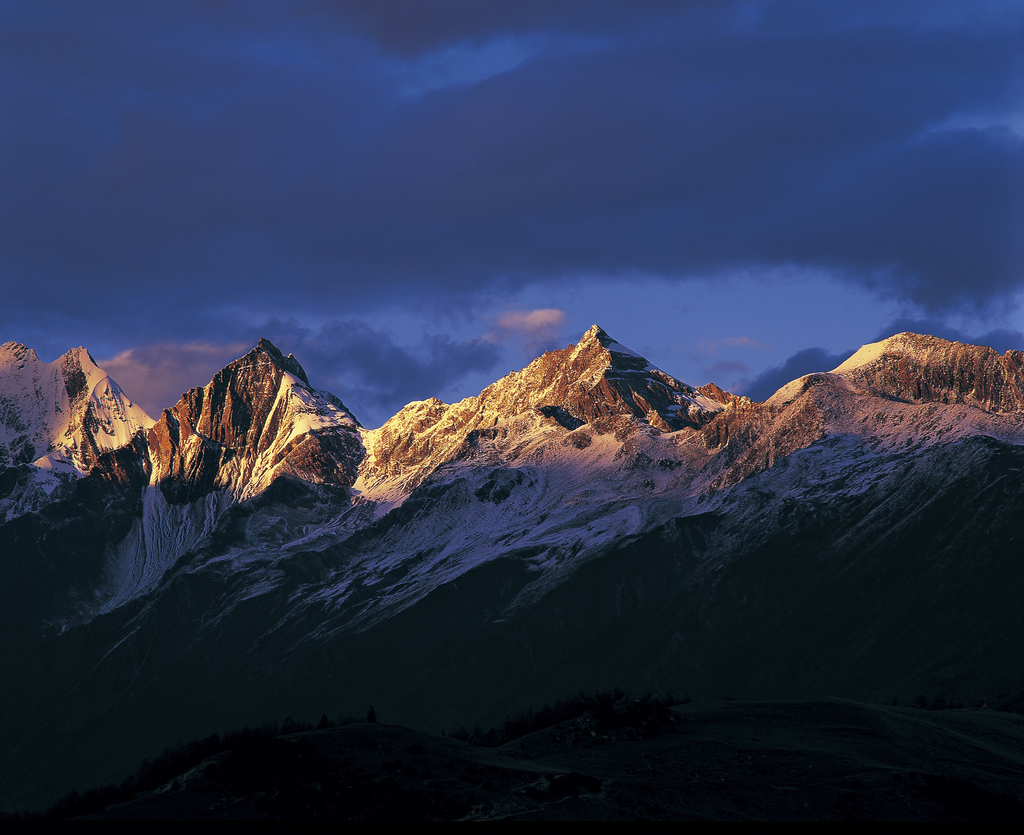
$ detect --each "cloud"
[98,341,253,419]
[697,336,771,355]
[4,1,1021,323]
[2,0,1022,411]
[313,0,688,55]
[396,33,554,97]
[741,347,856,401]
[699,359,751,381]
[484,308,568,354]
[491,308,566,335]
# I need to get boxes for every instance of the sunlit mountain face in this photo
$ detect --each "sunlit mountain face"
[1,327,1023,815]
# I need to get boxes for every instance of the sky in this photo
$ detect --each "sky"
[2,1,1022,427]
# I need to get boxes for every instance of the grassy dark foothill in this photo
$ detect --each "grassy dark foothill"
[27,696,1024,822]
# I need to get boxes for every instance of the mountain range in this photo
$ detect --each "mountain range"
[1,326,1022,813]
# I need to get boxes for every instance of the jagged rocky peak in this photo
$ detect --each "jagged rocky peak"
[500,324,733,431]
[832,332,1024,412]
[147,338,364,503]
[360,326,733,489]
[253,337,311,387]
[0,340,153,475]
[447,324,732,436]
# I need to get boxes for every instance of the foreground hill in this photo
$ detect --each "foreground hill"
[63,699,1024,821]
[1,327,1023,813]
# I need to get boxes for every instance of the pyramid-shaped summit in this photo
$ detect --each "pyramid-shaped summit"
[360,326,736,489]
[146,338,364,504]
[517,324,735,431]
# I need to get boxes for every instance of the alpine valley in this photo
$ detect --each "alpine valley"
[1,327,1023,814]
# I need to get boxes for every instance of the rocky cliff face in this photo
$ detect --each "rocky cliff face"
[147,338,363,503]
[833,332,1024,412]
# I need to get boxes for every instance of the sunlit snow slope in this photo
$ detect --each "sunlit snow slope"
[0,342,153,521]
[0,341,153,474]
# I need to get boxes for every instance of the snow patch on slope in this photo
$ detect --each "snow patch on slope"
[0,342,153,475]
[832,338,893,372]
[232,371,360,501]
[101,486,234,613]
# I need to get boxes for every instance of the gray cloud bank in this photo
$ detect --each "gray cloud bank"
[4,4,1021,313]
[742,347,856,402]
[2,1,1022,414]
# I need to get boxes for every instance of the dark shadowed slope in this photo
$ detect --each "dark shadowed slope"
[59,699,1024,822]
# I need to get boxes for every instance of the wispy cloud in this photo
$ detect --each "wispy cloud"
[696,336,772,355]
[98,341,252,419]
[484,308,568,355]
[699,359,751,380]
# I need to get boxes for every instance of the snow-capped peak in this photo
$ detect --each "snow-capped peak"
[357,326,732,495]
[146,337,364,503]
[832,332,1024,413]
[0,341,154,475]
[832,332,943,373]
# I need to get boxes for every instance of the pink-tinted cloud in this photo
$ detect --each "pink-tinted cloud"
[484,308,568,355]
[98,341,251,419]
[696,336,772,355]
[699,359,751,381]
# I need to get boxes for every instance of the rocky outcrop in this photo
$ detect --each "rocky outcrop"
[697,375,835,491]
[147,338,363,503]
[833,332,1024,412]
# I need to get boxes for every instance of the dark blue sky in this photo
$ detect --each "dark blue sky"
[3,1,1022,426]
